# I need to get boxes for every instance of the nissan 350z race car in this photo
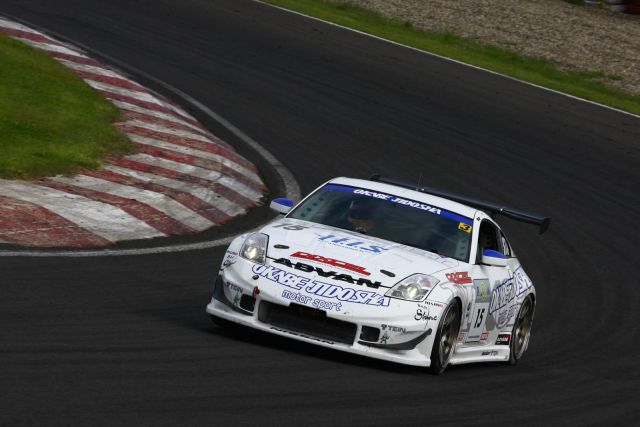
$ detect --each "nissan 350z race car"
[206,176,550,374]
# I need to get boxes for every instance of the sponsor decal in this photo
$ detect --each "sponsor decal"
[489,279,517,329]
[291,251,371,276]
[221,251,238,269]
[274,258,381,288]
[480,331,489,341]
[419,301,444,309]
[323,184,473,226]
[496,334,511,345]
[481,350,498,356]
[270,326,334,345]
[457,332,466,342]
[474,279,491,303]
[226,282,242,294]
[271,223,310,231]
[415,308,438,322]
[381,324,406,333]
[379,332,390,344]
[446,272,472,284]
[514,267,533,296]
[489,280,515,315]
[252,286,260,299]
[316,233,390,254]
[252,264,390,307]
[458,222,473,233]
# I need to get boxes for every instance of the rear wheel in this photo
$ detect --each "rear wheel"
[429,300,461,375]
[509,295,535,365]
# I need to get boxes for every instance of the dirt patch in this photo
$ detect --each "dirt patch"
[332,0,640,95]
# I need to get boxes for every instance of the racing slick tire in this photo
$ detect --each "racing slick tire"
[428,299,461,375]
[508,295,535,365]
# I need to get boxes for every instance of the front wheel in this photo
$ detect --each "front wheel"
[509,295,535,365]
[429,300,461,375]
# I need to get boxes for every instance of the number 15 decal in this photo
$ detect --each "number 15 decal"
[474,308,485,328]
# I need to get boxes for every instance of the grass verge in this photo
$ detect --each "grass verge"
[0,33,133,179]
[263,0,640,116]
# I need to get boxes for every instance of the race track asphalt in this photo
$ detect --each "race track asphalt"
[1,0,639,425]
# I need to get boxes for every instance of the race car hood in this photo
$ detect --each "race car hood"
[262,219,460,288]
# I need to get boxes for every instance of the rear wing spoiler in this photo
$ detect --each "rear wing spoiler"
[370,175,551,234]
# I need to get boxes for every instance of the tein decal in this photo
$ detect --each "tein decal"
[252,264,390,307]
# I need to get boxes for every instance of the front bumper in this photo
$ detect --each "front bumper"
[205,262,440,367]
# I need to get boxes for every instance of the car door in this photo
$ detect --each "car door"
[465,220,513,342]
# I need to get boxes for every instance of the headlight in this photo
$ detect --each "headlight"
[385,274,439,301]
[240,233,268,264]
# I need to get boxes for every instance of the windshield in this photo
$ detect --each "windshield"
[288,184,473,261]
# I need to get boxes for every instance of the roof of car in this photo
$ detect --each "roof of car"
[328,177,479,220]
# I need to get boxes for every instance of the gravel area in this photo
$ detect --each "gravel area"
[332,0,640,95]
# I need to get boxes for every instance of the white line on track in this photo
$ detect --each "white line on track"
[0,14,300,257]
[49,175,214,231]
[254,0,640,121]
[0,180,164,242]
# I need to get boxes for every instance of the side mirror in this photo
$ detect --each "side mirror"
[481,249,509,267]
[270,198,293,215]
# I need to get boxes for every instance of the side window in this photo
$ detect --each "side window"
[500,232,512,257]
[476,220,500,262]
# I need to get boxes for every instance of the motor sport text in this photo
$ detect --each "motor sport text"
[252,264,390,307]
[282,290,342,312]
[274,257,381,288]
[291,251,371,276]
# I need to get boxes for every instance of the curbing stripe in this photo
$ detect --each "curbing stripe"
[0,180,165,242]
[121,110,214,140]
[0,27,64,46]
[14,37,88,58]
[81,169,232,224]
[104,158,256,212]
[123,119,221,145]
[127,134,261,180]
[70,68,148,92]
[48,175,214,231]
[130,144,263,192]
[86,79,167,107]
[103,164,247,217]
[0,195,112,247]
[124,153,264,201]
[39,179,195,236]
[112,99,209,134]
[120,123,255,170]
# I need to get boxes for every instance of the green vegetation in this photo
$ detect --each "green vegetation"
[0,33,132,179]
[264,0,640,115]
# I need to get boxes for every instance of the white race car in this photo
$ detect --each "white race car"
[206,176,549,373]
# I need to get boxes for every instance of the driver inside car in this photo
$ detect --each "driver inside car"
[346,198,379,234]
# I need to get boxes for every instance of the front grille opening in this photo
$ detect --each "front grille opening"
[240,294,256,312]
[359,326,380,342]
[258,301,357,345]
